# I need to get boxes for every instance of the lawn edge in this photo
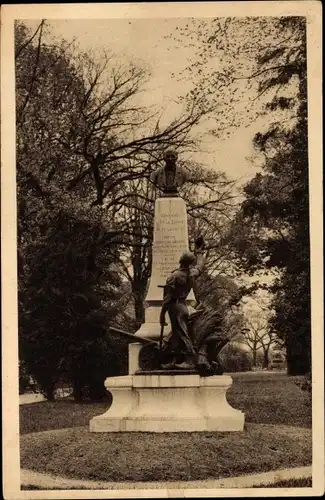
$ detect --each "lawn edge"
[20,465,312,491]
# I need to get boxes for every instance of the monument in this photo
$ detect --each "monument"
[90,147,245,433]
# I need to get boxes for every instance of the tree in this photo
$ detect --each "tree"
[16,20,212,219]
[16,20,219,317]
[16,20,221,394]
[234,17,310,375]
[219,343,253,373]
[16,22,127,399]
[43,42,210,210]
[174,17,310,374]
[183,163,241,277]
[113,175,155,326]
[169,17,301,140]
[241,313,278,369]
[235,292,281,369]
[193,270,246,346]
[18,206,127,400]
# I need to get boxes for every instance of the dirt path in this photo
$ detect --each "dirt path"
[21,466,312,490]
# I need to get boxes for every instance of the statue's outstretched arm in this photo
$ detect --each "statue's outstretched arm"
[194,235,206,273]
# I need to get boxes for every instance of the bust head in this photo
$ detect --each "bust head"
[164,147,178,169]
[150,148,190,196]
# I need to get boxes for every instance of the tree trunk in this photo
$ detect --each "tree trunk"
[72,379,84,402]
[133,292,145,327]
[252,343,257,367]
[44,381,56,401]
[262,348,270,369]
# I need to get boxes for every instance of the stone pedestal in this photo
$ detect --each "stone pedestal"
[128,343,142,374]
[89,374,245,433]
[136,197,195,340]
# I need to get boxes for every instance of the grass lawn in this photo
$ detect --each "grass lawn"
[20,400,108,435]
[227,372,311,428]
[20,423,311,482]
[20,372,312,483]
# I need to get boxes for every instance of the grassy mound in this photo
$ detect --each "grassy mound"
[20,423,312,482]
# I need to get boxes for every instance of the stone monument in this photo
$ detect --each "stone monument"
[90,147,245,433]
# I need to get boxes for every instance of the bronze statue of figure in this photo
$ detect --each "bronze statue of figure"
[108,236,233,376]
[150,147,191,197]
[123,298,231,376]
[159,237,205,370]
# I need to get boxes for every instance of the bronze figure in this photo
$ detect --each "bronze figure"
[150,148,191,196]
[159,237,205,370]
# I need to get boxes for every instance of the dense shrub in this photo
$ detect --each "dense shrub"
[295,372,312,406]
[220,343,253,373]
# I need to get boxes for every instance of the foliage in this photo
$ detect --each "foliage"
[115,164,241,325]
[19,361,37,394]
[192,271,247,362]
[219,343,253,372]
[239,296,281,368]
[295,372,312,407]
[172,17,310,375]
[16,21,208,209]
[16,20,226,396]
[237,17,310,375]
[18,206,129,400]
[170,17,301,138]
[16,20,240,352]
[295,371,312,394]
[184,164,240,276]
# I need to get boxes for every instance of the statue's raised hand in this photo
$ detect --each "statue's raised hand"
[194,236,205,252]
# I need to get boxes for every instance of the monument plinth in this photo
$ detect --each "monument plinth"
[89,374,245,432]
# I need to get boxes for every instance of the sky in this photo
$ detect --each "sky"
[22,18,267,185]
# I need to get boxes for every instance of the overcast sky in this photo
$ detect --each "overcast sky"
[22,18,269,184]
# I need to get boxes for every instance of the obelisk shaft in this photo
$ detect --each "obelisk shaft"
[136,197,194,339]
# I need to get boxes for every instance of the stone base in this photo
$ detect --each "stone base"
[89,374,244,433]
[135,305,162,340]
[136,303,197,340]
[136,369,198,375]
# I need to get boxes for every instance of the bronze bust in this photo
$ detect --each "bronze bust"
[150,148,191,196]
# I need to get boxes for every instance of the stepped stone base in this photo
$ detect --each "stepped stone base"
[89,374,244,433]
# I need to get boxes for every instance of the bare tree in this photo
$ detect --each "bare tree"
[239,298,279,368]
[183,163,241,277]
[48,49,211,208]
[112,175,155,326]
[15,20,242,326]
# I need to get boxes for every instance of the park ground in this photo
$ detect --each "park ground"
[20,371,312,485]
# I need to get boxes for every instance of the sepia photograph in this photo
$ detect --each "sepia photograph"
[1,2,323,498]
